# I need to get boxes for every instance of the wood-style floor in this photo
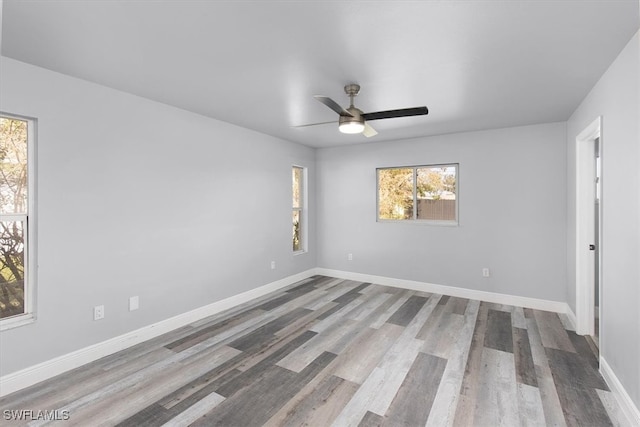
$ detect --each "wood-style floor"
[0,276,628,426]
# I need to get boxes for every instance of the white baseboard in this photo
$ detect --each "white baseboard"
[564,305,578,331]
[600,358,640,426]
[316,268,571,314]
[0,269,316,397]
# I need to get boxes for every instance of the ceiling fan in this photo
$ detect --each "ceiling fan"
[297,84,429,137]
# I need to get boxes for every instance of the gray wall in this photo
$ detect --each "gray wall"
[0,57,316,375]
[316,122,568,302]
[566,30,640,410]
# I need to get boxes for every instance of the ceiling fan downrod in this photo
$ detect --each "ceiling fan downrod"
[344,83,361,108]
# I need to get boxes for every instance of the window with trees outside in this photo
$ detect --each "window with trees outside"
[1,114,34,326]
[377,164,458,224]
[292,166,305,252]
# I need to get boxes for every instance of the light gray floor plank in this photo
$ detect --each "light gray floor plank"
[421,311,465,359]
[517,382,547,426]
[416,303,446,340]
[511,306,528,329]
[446,296,469,315]
[472,347,520,427]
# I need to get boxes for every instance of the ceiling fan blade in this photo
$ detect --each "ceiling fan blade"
[362,106,428,121]
[363,122,378,138]
[291,121,335,128]
[314,95,354,117]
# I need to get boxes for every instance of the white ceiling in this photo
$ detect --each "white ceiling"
[1,1,638,148]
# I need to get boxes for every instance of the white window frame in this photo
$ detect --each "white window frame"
[376,163,459,226]
[0,112,37,330]
[292,165,307,254]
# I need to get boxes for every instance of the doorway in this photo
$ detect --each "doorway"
[593,137,601,348]
[575,117,601,347]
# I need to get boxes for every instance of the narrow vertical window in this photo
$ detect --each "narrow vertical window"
[292,166,305,252]
[1,114,34,326]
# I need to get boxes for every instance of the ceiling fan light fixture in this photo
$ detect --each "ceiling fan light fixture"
[339,121,365,134]
[338,114,365,134]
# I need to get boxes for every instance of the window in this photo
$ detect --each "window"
[377,164,458,224]
[292,166,306,252]
[1,114,35,327]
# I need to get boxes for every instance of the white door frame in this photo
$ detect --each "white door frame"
[575,116,601,336]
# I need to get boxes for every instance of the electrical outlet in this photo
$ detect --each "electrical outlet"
[271,261,276,270]
[348,253,353,261]
[94,305,104,320]
[482,268,490,278]
[129,296,139,311]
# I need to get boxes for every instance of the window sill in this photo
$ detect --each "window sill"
[293,250,307,256]
[377,219,459,227]
[0,313,35,331]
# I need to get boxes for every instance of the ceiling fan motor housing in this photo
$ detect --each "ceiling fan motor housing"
[339,106,365,127]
